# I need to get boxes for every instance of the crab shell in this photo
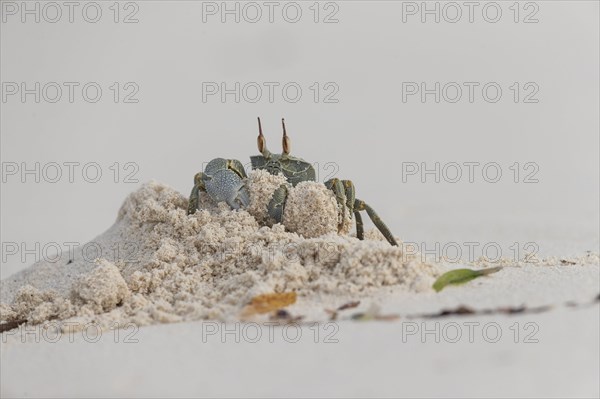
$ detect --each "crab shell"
[250,154,316,187]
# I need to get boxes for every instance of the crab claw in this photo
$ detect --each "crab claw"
[205,169,250,210]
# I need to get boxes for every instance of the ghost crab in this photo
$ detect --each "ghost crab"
[187,118,399,246]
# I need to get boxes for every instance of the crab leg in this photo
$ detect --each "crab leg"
[325,178,361,233]
[326,177,398,246]
[227,159,248,178]
[188,172,207,215]
[324,178,348,232]
[353,198,399,246]
[354,211,364,240]
[340,180,365,239]
[342,180,356,213]
[267,184,289,224]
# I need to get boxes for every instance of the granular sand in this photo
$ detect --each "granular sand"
[0,170,438,330]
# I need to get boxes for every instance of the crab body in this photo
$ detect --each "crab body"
[187,158,250,214]
[188,118,399,246]
[250,154,316,187]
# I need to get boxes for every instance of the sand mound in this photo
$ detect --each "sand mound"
[0,171,438,329]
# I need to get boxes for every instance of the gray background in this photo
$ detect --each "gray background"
[1,1,599,277]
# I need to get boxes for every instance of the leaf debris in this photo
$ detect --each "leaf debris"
[560,259,577,265]
[241,292,297,316]
[326,301,361,320]
[269,309,304,323]
[418,304,553,318]
[433,267,502,292]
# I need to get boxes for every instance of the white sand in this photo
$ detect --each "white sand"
[1,174,598,398]
[0,171,437,330]
[1,307,598,398]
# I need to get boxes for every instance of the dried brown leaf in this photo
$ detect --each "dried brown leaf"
[242,292,297,316]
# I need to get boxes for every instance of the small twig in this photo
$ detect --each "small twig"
[326,301,361,320]
[414,304,554,319]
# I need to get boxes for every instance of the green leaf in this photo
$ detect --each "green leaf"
[433,267,502,292]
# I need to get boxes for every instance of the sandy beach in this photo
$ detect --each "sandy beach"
[2,1,598,397]
[1,180,598,398]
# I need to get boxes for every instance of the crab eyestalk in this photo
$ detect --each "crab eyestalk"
[257,117,272,159]
[281,118,291,158]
